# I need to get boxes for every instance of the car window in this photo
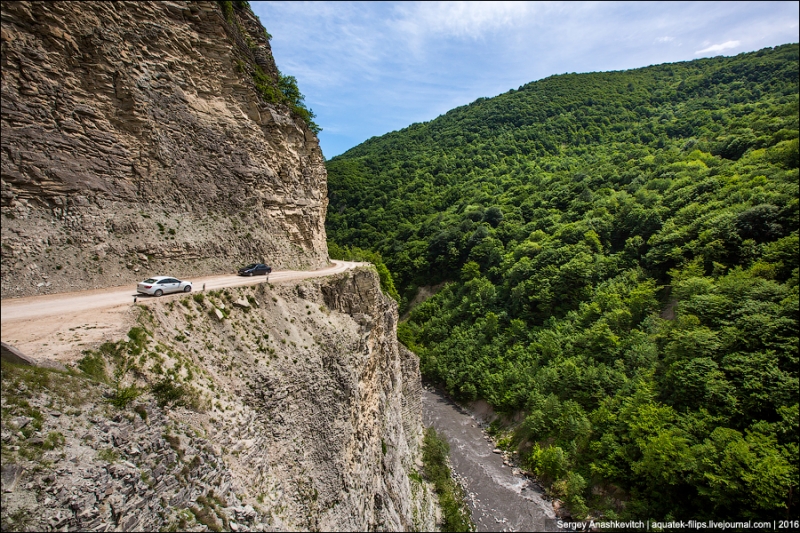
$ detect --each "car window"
[245,264,257,269]
[158,279,169,284]
[143,278,157,283]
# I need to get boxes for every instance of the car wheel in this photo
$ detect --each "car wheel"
[249,272,254,276]
[154,289,163,297]
[184,285,192,293]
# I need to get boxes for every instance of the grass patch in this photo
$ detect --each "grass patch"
[97,448,120,463]
[43,431,66,450]
[151,378,200,410]
[134,404,148,421]
[190,498,223,532]
[1,509,32,531]
[2,360,94,409]
[165,433,185,461]
[78,351,107,382]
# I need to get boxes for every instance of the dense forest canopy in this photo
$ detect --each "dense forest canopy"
[326,44,799,520]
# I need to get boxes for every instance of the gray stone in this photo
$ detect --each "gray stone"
[1,464,25,493]
[0,341,67,370]
[8,416,32,430]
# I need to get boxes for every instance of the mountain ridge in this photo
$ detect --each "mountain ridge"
[326,43,799,520]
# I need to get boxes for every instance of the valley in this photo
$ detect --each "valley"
[328,44,799,522]
[1,0,797,529]
[422,387,557,532]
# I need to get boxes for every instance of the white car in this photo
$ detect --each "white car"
[137,276,192,297]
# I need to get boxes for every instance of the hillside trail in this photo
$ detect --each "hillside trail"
[0,260,365,364]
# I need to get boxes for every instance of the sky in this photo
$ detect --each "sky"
[249,1,799,159]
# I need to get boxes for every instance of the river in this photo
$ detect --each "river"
[421,387,560,532]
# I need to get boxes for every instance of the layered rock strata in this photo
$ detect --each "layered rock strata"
[1,1,328,298]
[1,269,439,531]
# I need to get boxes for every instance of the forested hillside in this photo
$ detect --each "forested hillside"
[326,44,799,520]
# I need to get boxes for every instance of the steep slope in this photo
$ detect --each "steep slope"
[1,1,328,298]
[327,45,799,520]
[1,269,438,531]
[328,44,798,294]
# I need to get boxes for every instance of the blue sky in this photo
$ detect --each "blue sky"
[249,1,799,159]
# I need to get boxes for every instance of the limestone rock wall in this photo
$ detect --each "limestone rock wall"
[1,1,328,298]
[1,269,439,531]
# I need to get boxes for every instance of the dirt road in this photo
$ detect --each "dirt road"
[0,260,365,364]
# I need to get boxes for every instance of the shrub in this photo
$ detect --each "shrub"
[218,0,234,23]
[527,444,570,484]
[151,379,188,408]
[134,404,148,421]
[97,448,120,463]
[107,385,141,409]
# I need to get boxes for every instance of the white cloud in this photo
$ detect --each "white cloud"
[695,40,741,54]
[250,1,798,157]
[394,1,535,40]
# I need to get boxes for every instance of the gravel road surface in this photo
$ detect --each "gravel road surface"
[0,260,365,363]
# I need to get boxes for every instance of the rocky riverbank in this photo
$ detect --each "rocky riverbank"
[422,386,558,532]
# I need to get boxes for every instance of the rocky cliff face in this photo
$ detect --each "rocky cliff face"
[1,269,439,531]
[1,1,328,298]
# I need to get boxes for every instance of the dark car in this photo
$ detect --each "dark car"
[238,263,272,276]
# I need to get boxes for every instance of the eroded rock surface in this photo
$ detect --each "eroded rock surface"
[1,1,328,298]
[1,269,439,531]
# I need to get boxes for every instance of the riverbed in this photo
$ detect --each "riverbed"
[421,387,559,532]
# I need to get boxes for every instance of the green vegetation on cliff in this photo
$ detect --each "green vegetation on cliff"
[221,0,321,133]
[326,44,799,520]
[422,427,474,532]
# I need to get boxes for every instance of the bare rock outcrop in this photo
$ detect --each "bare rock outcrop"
[1,1,328,298]
[1,269,439,531]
